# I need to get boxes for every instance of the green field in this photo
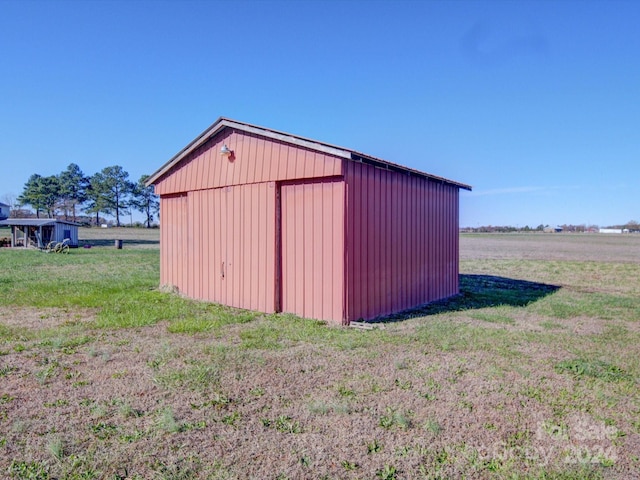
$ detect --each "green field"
[0,230,639,479]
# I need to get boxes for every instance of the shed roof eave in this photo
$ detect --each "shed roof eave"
[223,119,353,160]
[0,219,81,227]
[145,117,472,191]
[145,117,352,187]
[349,152,472,191]
[144,116,226,187]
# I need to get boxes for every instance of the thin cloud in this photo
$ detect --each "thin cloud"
[461,21,549,68]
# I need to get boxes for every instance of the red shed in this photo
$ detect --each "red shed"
[146,118,471,324]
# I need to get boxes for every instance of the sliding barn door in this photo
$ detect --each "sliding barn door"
[280,180,345,323]
[187,182,277,313]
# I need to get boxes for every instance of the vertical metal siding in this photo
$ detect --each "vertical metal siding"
[53,223,78,246]
[180,183,277,312]
[344,161,460,321]
[155,126,463,324]
[153,131,342,196]
[159,194,188,290]
[154,129,344,320]
[281,180,345,323]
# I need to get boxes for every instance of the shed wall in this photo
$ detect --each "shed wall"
[155,125,464,324]
[153,130,342,196]
[54,223,78,246]
[344,161,460,321]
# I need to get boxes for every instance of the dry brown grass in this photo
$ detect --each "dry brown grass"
[79,226,159,249]
[460,232,640,263]
[1,232,639,479]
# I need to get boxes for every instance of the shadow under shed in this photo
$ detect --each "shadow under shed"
[375,274,561,324]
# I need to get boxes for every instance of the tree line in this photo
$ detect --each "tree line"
[461,221,639,233]
[15,163,158,227]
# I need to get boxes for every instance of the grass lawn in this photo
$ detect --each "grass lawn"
[0,230,639,479]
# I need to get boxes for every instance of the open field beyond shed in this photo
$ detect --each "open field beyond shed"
[0,230,639,479]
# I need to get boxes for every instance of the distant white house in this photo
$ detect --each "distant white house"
[599,228,623,234]
[0,202,9,221]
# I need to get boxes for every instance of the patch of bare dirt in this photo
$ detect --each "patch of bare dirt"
[1,316,637,479]
[460,233,640,263]
[462,311,605,336]
[0,307,97,330]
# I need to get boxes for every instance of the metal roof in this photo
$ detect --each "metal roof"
[0,219,80,227]
[145,117,472,191]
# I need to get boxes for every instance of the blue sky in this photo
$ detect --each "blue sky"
[1,0,638,227]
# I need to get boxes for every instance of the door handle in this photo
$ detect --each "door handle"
[221,262,225,278]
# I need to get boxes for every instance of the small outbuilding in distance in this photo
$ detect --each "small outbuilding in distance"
[146,117,472,325]
[0,219,80,249]
[0,202,9,221]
